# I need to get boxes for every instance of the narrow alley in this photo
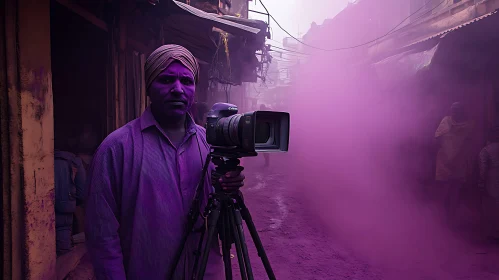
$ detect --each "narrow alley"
[3,0,499,279]
[236,155,499,280]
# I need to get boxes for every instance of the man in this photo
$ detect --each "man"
[435,102,474,224]
[54,149,86,256]
[478,126,499,242]
[85,45,245,279]
[73,123,98,234]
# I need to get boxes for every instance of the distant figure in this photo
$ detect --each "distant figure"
[74,123,99,234]
[79,123,100,156]
[478,126,499,241]
[435,102,474,224]
[54,150,86,256]
[260,104,270,167]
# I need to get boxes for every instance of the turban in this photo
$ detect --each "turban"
[144,44,200,90]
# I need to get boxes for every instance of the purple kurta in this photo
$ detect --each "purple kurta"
[85,107,223,280]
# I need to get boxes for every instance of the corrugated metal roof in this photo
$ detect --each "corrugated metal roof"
[372,43,439,82]
[369,8,498,63]
[406,10,498,48]
[217,15,267,32]
[172,1,261,35]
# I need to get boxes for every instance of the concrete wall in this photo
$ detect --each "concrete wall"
[1,0,57,279]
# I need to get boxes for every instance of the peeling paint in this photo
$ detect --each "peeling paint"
[20,67,50,121]
[34,170,37,194]
[2,0,58,279]
[20,72,57,279]
[12,0,57,277]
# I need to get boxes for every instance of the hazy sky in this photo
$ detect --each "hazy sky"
[248,0,350,44]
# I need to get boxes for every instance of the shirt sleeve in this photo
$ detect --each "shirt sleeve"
[85,142,126,280]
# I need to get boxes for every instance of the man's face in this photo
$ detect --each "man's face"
[148,61,196,118]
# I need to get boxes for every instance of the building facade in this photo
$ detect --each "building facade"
[296,0,499,184]
[0,0,266,279]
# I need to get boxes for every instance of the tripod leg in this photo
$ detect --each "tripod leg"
[239,203,276,280]
[221,206,233,280]
[233,207,254,280]
[228,204,248,280]
[195,202,221,280]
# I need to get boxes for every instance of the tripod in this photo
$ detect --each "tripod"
[170,155,276,280]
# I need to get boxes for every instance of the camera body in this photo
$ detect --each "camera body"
[206,102,290,158]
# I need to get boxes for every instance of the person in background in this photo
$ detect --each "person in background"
[77,123,100,169]
[70,123,100,236]
[478,126,499,242]
[85,44,245,280]
[54,149,87,256]
[434,102,474,225]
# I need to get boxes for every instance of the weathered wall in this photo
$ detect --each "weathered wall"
[2,0,56,279]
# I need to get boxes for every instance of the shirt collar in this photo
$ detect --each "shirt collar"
[140,106,197,134]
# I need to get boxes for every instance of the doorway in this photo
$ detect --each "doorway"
[50,1,109,247]
[50,1,108,156]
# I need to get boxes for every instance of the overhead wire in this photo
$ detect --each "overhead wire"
[258,50,305,59]
[272,58,294,62]
[269,50,309,58]
[394,0,447,31]
[268,38,283,45]
[257,0,446,51]
[267,45,311,55]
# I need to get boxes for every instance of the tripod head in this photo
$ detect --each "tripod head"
[210,148,249,193]
[210,156,243,193]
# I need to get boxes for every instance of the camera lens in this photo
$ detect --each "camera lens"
[220,114,242,146]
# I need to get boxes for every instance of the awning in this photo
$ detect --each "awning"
[404,10,498,49]
[169,1,261,37]
[371,41,439,82]
[216,15,268,36]
[154,1,268,84]
[369,8,499,83]
[158,1,265,63]
[369,3,499,62]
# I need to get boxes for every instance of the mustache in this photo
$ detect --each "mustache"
[164,98,188,104]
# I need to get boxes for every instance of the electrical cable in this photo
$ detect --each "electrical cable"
[392,0,446,32]
[258,0,446,51]
[269,50,309,58]
[268,45,311,55]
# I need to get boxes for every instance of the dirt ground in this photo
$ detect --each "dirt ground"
[236,155,499,280]
[66,254,95,280]
[69,155,499,280]
[234,157,384,280]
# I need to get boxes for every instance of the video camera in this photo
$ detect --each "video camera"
[205,102,290,158]
[171,102,288,279]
